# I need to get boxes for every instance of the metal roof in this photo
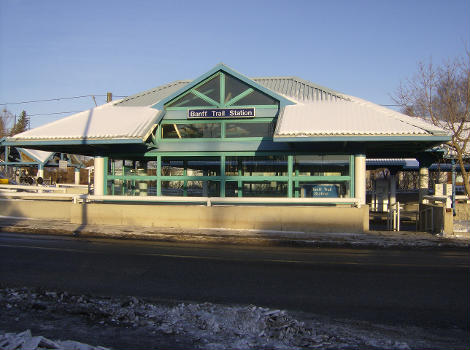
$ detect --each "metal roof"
[114,76,345,107]
[9,102,159,141]
[115,80,190,107]
[4,67,451,145]
[18,148,54,163]
[255,77,345,103]
[274,97,448,138]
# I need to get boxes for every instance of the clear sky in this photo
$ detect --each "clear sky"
[1,0,469,128]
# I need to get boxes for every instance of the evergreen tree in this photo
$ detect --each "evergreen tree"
[10,110,30,136]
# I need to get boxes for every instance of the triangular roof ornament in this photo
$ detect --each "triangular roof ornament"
[152,63,295,110]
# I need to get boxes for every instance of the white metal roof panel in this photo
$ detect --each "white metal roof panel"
[275,98,448,137]
[10,102,159,141]
[18,148,54,163]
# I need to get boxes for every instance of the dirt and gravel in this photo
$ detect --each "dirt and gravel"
[1,287,468,350]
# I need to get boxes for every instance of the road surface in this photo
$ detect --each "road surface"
[1,232,468,330]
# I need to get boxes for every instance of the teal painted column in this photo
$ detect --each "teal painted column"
[157,155,162,196]
[103,157,108,195]
[220,155,226,197]
[288,155,293,198]
[37,164,44,179]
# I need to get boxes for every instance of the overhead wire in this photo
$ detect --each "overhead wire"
[0,94,128,106]
[1,93,402,118]
[0,93,129,117]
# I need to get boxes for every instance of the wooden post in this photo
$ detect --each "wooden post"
[107,92,112,103]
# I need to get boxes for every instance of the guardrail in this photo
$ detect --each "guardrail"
[87,195,361,206]
[0,188,362,207]
[55,183,90,188]
[0,191,80,200]
[0,184,67,193]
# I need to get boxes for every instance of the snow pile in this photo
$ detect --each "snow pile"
[0,288,414,350]
[0,329,109,350]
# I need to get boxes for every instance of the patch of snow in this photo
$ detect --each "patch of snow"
[0,329,109,350]
[0,287,420,350]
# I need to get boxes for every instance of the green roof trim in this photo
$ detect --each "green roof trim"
[3,138,145,147]
[273,135,451,142]
[152,63,295,110]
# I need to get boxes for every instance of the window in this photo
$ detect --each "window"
[225,181,287,197]
[161,157,221,176]
[225,121,274,138]
[225,156,288,176]
[165,71,279,109]
[162,123,221,139]
[294,155,350,176]
[195,75,220,102]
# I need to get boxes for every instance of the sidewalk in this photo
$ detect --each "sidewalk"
[0,215,468,249]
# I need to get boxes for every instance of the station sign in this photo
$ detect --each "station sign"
[310,184,339,198]
[59,160,68,170]
[188,108,255,119]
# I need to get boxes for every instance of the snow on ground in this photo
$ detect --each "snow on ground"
[0,287,436,350]
[0,329,109,350]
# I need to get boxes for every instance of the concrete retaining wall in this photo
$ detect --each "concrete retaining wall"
[419,203,453,235]
[0,199,72,220]
[70,203,369,233]
[0,199,369,233]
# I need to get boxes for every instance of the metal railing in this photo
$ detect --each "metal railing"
[387,202,400,231]
[0,184,362,207]
[0,184,67,193]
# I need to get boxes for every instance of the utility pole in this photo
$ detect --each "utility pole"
[107,92,112,103]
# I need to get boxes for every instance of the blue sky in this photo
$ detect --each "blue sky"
[1,0,469,128]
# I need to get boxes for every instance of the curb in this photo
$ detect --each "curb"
[1,218,469,250]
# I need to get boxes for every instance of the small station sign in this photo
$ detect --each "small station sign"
[188,108,255,119]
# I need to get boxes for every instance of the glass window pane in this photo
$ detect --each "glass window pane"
[232,90,278,106]
[297,181,350,198]
[224,74,250,103]
[225,156,287,176]
[161,181,184,196]
[225,181,239,197]
[162,123,221,138]
[243,181,287,197]
[161,180,219,197]
[167,92,215,108]
[225,181,287,197]
[294,155,350,176]
[225,122,274,138]
[161,157,220,176]
[107,180,157,196]
[195,75,220,103]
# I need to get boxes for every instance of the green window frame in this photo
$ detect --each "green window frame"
[157,118,276,141]
[165,72,279,110]
[106,154,354,200]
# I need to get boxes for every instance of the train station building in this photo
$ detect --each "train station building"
[3,64,450,232]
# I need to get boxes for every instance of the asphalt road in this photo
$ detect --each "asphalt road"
[1,232,469,330]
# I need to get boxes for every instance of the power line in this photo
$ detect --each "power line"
[27,110,84,117]
[0,94,128,106]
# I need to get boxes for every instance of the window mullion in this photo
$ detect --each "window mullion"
[192,90,220,107]
[220,73,225,107]
[225,88,254,106]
